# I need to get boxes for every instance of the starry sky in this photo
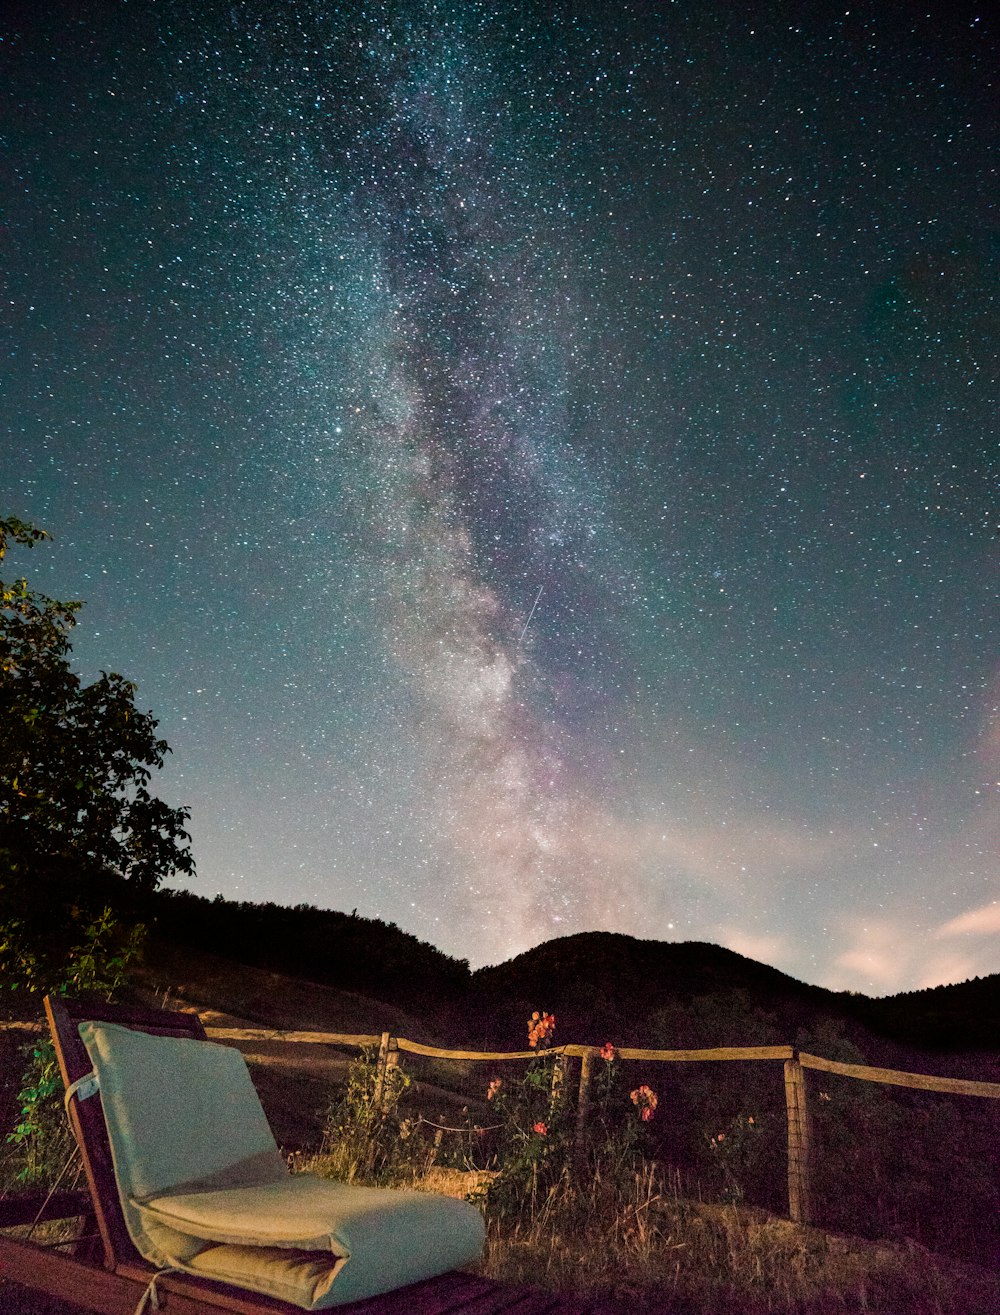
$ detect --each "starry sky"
[4,0,998,994]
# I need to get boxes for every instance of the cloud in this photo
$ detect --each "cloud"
[912,952,978,990]
[823,903,1000,995]
[716,926,793,967]
[632,818,838,892]
[825,920,911,994]
[936,902,1000,938]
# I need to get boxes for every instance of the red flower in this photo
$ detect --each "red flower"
[533,1121,547,1136]
[630,1084,658,1122]
[486,1079,503,1101]
[600,1042,617,1063]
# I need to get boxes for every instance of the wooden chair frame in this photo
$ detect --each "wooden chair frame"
[0,996,605,1315]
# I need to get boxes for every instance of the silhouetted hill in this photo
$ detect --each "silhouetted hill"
[468,931,849,1050]
[147,889,470,1027]
[145,895,999,1067]
[135,937,437,1041]
[466,931,1000,1076]
[855,973,1000,1054]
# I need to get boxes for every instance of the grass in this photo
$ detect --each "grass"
[294,1150,1000,1315]
[4,1148,999,1314]
[474,1166,1000,1314]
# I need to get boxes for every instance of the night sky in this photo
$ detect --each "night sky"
[4,1,997,993]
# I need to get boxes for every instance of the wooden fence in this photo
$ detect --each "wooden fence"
[201,1026,1000,1227]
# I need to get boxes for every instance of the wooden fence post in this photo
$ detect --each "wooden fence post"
[373,1031,392,1110]
[574,1050,594,1173]
[386,1047,401,1081]
[550,1052,569,1107]
[784,1053,812,1224]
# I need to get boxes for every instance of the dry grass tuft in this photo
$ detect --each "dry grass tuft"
[466,1165,1000,1314]
[294,1149,1000,1314]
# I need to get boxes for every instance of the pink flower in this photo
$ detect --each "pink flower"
[533,1121,547,1136]
[629,1085,658,1121]
[600,1042,617,1063]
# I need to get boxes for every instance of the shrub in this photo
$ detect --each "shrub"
[315,1047,419,1185]
[5,907,145,1185]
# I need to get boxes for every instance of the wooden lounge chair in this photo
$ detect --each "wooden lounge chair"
[0,997,616,1315]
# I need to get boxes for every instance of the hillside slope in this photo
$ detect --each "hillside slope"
[146,888,471,1030]
[135,936,435,1040]
[469,931,858,1050]
[143,894,1000,1063]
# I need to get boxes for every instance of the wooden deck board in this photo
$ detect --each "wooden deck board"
[0,1236,630,1315]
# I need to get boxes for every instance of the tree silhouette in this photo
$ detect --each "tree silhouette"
[0,516,194,992]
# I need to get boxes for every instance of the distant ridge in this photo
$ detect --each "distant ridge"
[469,930,999,1063]
[851,971,1000,1054]
[147,888,470,1027]
[147,893,999,1060]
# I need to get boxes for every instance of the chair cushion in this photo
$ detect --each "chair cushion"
[78,1021,285,1201]
[150,1177,485,1306]
[78,1021,484,1309]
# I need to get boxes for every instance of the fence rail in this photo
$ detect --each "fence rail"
[5,1018,995,1227]
[198,1025,999,1227]
[797,1051,1000,1098]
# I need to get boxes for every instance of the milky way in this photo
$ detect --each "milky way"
[4,1,998,988]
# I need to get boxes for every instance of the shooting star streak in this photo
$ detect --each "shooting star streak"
[518,585,543,644]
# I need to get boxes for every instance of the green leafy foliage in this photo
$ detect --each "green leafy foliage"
[6,907,146,1183]
[316,1048,415,1185]
[480,1055,570,1218]
[0,516,194,995]
[704,1111,763,1204]
[0,516,192,1185]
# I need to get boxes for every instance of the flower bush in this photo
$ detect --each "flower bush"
[309,1010,667,1234]
[481,1015,666,1225]
[317,1047,414,1185]
[481,1011,568,1216]
[705,1112,761,1203]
